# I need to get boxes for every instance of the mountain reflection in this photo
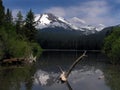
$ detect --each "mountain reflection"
[33,69,56,86]
[0,51,119,90]
[33,66,106,90]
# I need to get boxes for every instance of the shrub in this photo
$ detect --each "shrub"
[103,27,120,64]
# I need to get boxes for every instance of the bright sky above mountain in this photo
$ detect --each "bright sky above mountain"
[3,0,120,26]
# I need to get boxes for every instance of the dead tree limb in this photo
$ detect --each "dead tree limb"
[59,51,87,82]
[65,51,87,78]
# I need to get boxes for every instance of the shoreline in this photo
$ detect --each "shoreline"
[43,49,101,52]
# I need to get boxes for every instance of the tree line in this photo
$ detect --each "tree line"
[103,26,120,64]
[37,27,106,50]
[0,0,42,61]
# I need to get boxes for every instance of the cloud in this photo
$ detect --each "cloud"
[44,7,66,17]
[43,0,120,26]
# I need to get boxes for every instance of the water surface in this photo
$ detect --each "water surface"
[0,51,120,90]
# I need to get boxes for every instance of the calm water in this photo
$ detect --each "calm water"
[0,51,120,90]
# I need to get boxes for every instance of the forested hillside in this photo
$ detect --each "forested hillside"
[103,26,120,64]
[0,0,42,61]
[37,27,109,50]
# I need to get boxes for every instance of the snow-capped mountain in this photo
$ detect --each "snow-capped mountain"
[35,13,105,33]
[68,17,105,31]
[96,24,105,31]
[68,17,86,28]
[35,13,79,30]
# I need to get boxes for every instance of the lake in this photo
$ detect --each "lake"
[0,51,120,90]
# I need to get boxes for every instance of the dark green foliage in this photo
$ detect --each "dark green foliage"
[37,27,106,50]
[0,26,28,59]
[29,42,42,57]
[23,9,37,42]
[0,1,42,61]
[5,8,13,24]
[0,23,42,60]
[103,26,120,64]
[0,0,5,26]
[15,11,24,37]
[16,11,23,22]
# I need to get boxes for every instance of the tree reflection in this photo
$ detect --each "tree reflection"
[0,65,36,90]
[104,66,120,90]
[66,81,73,90]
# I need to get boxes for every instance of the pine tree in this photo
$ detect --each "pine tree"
[5,8,13,24]
[24,9,36,42]
[16,11,23,24]
[15,11,23,35]
[0,0,5,26]
[25,9,34,25]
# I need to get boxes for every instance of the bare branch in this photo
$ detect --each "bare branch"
[65,51,87,78]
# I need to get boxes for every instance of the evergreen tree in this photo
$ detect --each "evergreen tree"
[103,27,120,64]
[0,0,5,26]
[0,3,42,61]
[16,11,23,25]
[5,8,13,24]
[24,9,36,42]
[15,11,23,35]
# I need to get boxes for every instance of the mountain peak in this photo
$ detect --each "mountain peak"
[35,13,57,25]
[35,13,57,29]
[35,13,79,30]
[70,17,86,24]
[35,13,105,33]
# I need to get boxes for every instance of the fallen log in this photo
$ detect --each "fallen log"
[1,58,25,65]
[1,53,37,66]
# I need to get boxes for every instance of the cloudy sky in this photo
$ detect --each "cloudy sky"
[3,0,120,26]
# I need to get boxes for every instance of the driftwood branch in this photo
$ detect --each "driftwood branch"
[66,51,87,78]
[58,66,64,73]
[58,51,87,83]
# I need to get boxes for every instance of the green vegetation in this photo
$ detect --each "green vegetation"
[0,0,5,25]
[0,0,42,61]
[103,26,120,64]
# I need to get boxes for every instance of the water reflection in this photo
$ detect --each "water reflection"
[33,51,111,90]
[0,65,36,90]
[0,51,120,90]
[33,66,105,88]
[104,66,120,90]
[33,69,56,86]
[66,81,73,90]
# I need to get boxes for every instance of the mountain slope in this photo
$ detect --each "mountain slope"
[35,13,105,34]
[35,13,79,30]
[68,17,105,31]
[35,13,113,50]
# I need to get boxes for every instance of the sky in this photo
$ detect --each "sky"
[3,0,120,26]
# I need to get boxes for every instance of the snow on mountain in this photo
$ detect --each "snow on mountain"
[68,17,86,26]
[68,17,105,32]
[39,14,51,25]
[35,13,105,32]
[57,17,79,30]
[35,13,80,30]
[96,24,105,31]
